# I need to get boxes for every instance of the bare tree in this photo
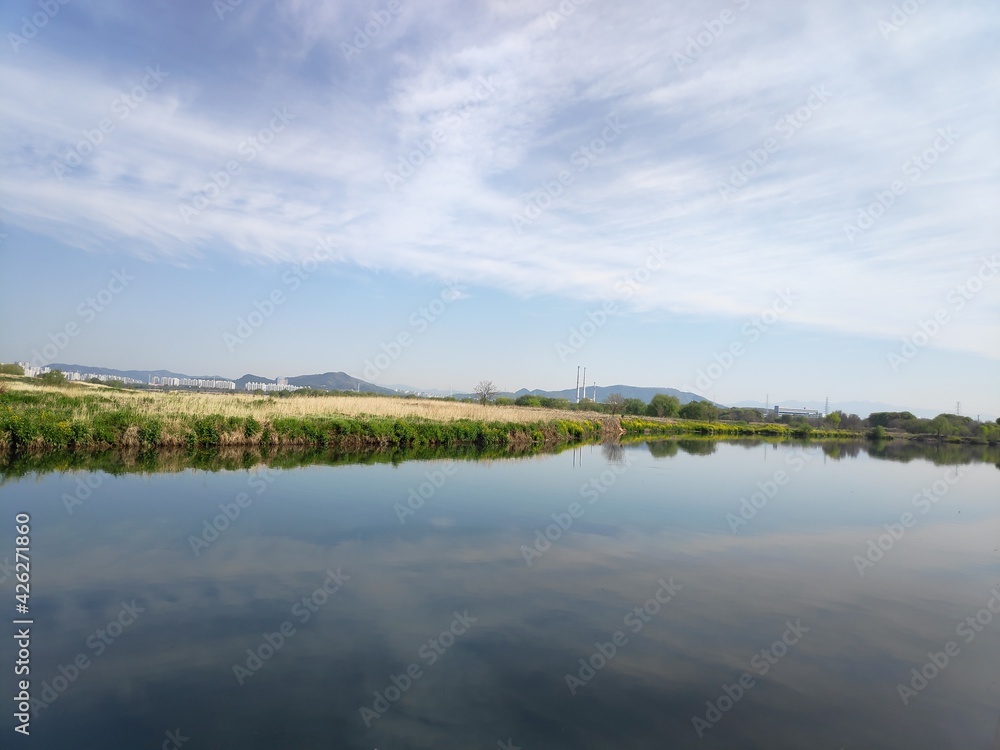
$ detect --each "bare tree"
[605,393,625,416]
[474,380,498,405]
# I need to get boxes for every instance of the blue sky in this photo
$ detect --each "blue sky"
[0,0,997,416]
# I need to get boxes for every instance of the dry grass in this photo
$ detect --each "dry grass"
[4,378,606,425]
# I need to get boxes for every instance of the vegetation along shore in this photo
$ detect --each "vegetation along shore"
[0,375,889,454]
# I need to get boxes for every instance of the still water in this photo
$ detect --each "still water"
[1,439,998,749]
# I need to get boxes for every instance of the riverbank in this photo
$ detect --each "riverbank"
[0,377,860,454]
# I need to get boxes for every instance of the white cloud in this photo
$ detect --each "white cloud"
[1,0,997,358]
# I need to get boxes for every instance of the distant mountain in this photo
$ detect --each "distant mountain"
[233,374,278,389]
[456,384,716,405]
[383,383,455,397]
[50,363,229,382]
[286,371,396,395]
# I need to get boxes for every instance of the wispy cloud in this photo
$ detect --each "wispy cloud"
[1,0,997,359]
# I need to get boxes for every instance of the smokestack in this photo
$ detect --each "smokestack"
[576,365,580,403]
[582,367,586,402]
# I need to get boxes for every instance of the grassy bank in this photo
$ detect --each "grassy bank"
[0,378,860,454]
[0,378,615,453]
[618,416,857,440]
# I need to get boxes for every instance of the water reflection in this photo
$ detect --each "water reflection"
[601,441,626,465]
[0,440,997,749]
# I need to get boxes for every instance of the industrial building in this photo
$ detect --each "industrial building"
[773,405,822,418]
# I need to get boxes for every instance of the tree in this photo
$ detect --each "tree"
[474,380,498,405]
[539,397,571,410]
[38,370,66,385]
[515,395,542,407]
[825,411,841,428]
[0,363,24,375]
[605,393,625,415]
[930,415,955,438]
[623,398,645,415]
[646,394,680,418]
[678,400,719,421]
[837,412,864,431]
[719,407,761,422]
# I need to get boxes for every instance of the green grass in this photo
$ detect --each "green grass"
[0,380,862,455]
[0,387,609,453]
[618,416,856,439]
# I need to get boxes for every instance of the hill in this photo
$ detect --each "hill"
[286,371,396,394]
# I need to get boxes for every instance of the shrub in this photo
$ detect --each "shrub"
[868,425,888,440]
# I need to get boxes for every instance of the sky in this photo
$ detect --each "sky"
[0,0,997,417]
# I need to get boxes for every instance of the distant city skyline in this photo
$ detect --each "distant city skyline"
[0,0,997,419]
